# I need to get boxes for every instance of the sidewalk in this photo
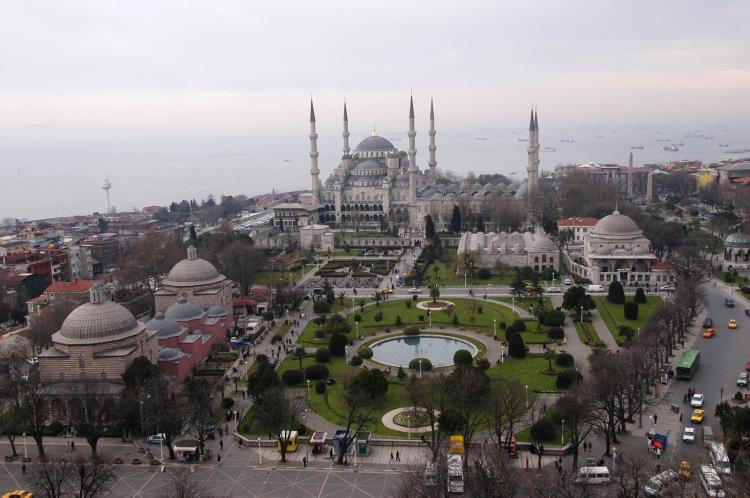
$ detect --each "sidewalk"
[589,309,620,350]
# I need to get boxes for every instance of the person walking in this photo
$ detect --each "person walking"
[390,452,394,462]
[217,454,222,467]
[220,439,224,451]
[396,451,401,462]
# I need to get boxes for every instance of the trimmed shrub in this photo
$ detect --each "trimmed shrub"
[349,369,389,399]
[619,325,635,342]
[395,315,403,326]
[547,327,565,340]
[262,311,275,321]
[305,364,330,380]
[624,302,639,320]
[543,309,566,327]
[358,346,373,359]
[476,357,491,370]
[221,397,235,410]
[374,311,384,322]
[315,380,327,394]
[45,421,65,437]
[556,369,582,389]
[510,319,527,332]
[256,353,269,364]
[478,268,491,279]
[499,321,507,330]
[397,366,407,380]
[555,352,574,368]
[409,357,433,371]
[314,328,326,339]
[282,369,304,385]
[607,281,625,304]
[508,333,526,359]
[530,418,556,441]
[477,306,483,314]
[634,287,647,304]
[453,349,473,366]
[354,314,362,323]
[313,301,331,314]
[405,301,412,308]
[452,315,459,325]
[329,333,347,357]
[418,314,424,321]
[314,348,331,363]
[350,355,363,366]
[404,326,420,336]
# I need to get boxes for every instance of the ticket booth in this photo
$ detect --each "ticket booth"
[355,431,372,456]
[310,431,327,455]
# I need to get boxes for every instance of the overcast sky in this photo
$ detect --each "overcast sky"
[1,0,749,136]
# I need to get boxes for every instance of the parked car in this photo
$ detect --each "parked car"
[738,372,748,387]
[408,288,422,294]
[703,328,716,338]
[745,309,750,318]
[682,427,696,443]
[545,287,562,293]
[564,278,572,285]
[659,285,676,292]
[659,364,674,378]
[691,409,705,424]
[690,393,704,407]
[147,433,167,444]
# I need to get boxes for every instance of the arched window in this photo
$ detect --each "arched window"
[534,256,539,263]
[542,254,547,263]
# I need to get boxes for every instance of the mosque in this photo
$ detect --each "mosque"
[306,98,537,233]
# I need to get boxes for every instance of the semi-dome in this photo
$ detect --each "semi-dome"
[592,209,641,236]
[725,232,750,248]
[355,135,396,151]
[145,312,184,338]
[352,160,386,173]
[165,297,204,321]
[163,246,224,287]
[57,285,143,344]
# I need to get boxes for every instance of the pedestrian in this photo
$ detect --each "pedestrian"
[220,439,224,451]
[21,463,26,475]
[679,412,683,422]
[330,448,334,460]
[684,392,688,404]
[217,454,221,466]
[396,451,401,462]
[390,452,394,462]
[71,440,75,451]
[653,414,658,425]
[303,456,307,467]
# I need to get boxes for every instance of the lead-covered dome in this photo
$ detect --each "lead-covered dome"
[527,233,558,252]
[145,312,184,338]
[165,296,204,321]
[725,232,750,248]
[591,209,641,236]
[355,135,396,151]
[57,285,143,344]
[163,246,224,287]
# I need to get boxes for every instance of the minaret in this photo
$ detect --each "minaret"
[428,98,437,181]
[526,108,540,199]
[627,152,634,197]
[408,96,418,203]
[342,102,350,155]
[309,100,320,209]
[101,177,112,214]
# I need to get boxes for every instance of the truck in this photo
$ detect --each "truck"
[587,284,604,292]
[447,454,464,494]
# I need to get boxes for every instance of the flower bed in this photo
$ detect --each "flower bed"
[393,408,432,428]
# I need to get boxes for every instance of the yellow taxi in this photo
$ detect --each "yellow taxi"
[703,328,716,338]
[378,288,393,295]
[691,409,705,424]
[728,319,738,329]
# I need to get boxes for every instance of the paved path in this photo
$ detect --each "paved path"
[549,295,592,371]
[589,308,620,351]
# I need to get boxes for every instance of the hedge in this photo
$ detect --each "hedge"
[409,357,433,371]
[282,369,305,385]
[547,327,564,340]
[314,348,331,363]
[305,364,330,380]
[358,346,374,359]
[453,349,473,366]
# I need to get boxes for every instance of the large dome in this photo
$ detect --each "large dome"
[163,246,224,287]
[165,297,204,321]
[57,286,143,344]
[725,232,750,248]
[355,135,396,152]
[527,233,558,252]
[145,312,184,338]
[592,209,641,236]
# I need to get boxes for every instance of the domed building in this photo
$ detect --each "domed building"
[723,232,750,269]
[564,208,671,286]
[457,230,559,273]
[38,284,158,389]
[155,245,232,315]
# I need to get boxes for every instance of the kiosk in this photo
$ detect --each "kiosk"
[310,431,327,455]
[355,431,372,456]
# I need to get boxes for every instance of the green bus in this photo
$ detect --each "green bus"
[676,350,700,380]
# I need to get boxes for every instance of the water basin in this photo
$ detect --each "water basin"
[369,334,478,368]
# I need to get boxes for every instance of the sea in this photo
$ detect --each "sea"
[1,123,749,221]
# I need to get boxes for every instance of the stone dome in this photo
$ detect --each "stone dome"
[145,312,184,338]
[355,135,396,151]
[158,346,187,362]
[351,160,386,174]
[57,285,143,344]
[725,232,750,248]
[527,234,558,252]
[165,297,204,321]
[163,246,224,287]
[592,209,641,236]
[207,306,228,318]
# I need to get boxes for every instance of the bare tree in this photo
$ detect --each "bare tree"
[30,460,70,498]
[554,386,596,470]
[30,456,113,498]
[336,374,378,465]
[466,445,524,498]
[119,231,184,295]
[66,380,115,459]
[485,377,527,456]
[141,375,183,460]
[164,469,212,498]
[218,241,267,296]
[72,456,114,498]
[446,366,490,458]
[255,386,306,463]
[394,455,450,498]
[407,375,452,461]
[184,377,215,457]
[0,336,31,456]
[611,449,652,498]
[29,301,78,353]
[22,369,49,459]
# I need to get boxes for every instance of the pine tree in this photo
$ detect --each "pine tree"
[476,216,485,233]
[425,215,436,240]
[450,205,462,234]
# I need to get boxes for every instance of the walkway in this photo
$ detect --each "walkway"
[589,308,620,350]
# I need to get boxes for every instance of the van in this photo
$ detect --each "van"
[703,426,715,447]
[587,284,604,293]
[699,464,725,497]
[575,466,610,485]
[643,469,678,496]
[708,442,731,476]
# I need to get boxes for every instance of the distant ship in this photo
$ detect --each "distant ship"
[475,137,487,141]
[656,139,671,142]
[541,146,557,152]
[283,159,291,162]
[662,145,679,152]
[672,142,684,146]
[684,131,703,138]
[561,137,574,143]
[704,135,714,140]
[719,143,729,147]
[517,138,529,142]
[726,149,750,154]
[630,145,644,150]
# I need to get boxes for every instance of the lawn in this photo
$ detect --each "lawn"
[593,295,662,345]
[574,321,605,347]
[422,258,514,287]
[486,355,559,393]
[254,268,307,287]
[498,296,553,313]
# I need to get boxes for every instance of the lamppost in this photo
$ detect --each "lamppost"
[493,319,497,339]
[580,306,584,324]
[612,447,617,474]
[355,321,359,340]
[464,273,467,288]
[258,436,262,464]
[419,359,423,379]
[561,419,565,446]
[306,379,311,399]
[525,385,529,408]
[500,343,505,365]
[720,387,724,402]
[511,296,515,314]
[234,410,239,433]
[428,310,432,328]
[23,432,27,459]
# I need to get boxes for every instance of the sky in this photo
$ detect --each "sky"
[1,0,749,137]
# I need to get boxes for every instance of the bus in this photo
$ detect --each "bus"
[676,350,700,380]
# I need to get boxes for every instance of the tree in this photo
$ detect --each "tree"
[446,367,490,456]
[336,376,378,464]
[329,332,347,357]
[424,215,436,240]
[164,469,211,498]
[450,205,462,234]
[140,375,183,460]
[407,375,452,461]
[634,287,646,303]
[66,380,114,458]
[255,386,306,463]
[555,386,596,469]
[348,369,389,399]
[430,284,440,304]
[508,333,526,358]
[30,456,113,498]
[184,377,215,456]
[607,281,625,304]
[562,285,596,315]
[485,377,527,456]
[453,349,473,366]
[670,245,711,281]
[122,356,161,387]
[218,240,267,296]
[293,346,306,370]
[188,224,198,241]
[246,361,279,404]
[22,369,49,459]
[29,300,78,353]
[624,301,639,320]
[119,231,184,295]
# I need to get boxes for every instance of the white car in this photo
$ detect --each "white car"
[408,288,422,294]
[682,427,696,443]
[545,287,562,293]
[659,285,675,292]
[147,433,167,444]
[739,372,749,387]
[690,393,704,408]
[564,278,572,285]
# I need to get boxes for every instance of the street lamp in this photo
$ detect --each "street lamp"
[355,321,359,340]
[419,359,423,378]
[464,273,467,288]
[525,385,529,408]
[512,297,515,314]
[612,447,617,474]
[428,310,432,328]
[493,319,497,339]
[720,387,724,402]
[500,343,505,365]
[23,432,27,459]
[234,410,239,433]
[580,306,584,324]
[306,379,311,398]
[561,419,565,446]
